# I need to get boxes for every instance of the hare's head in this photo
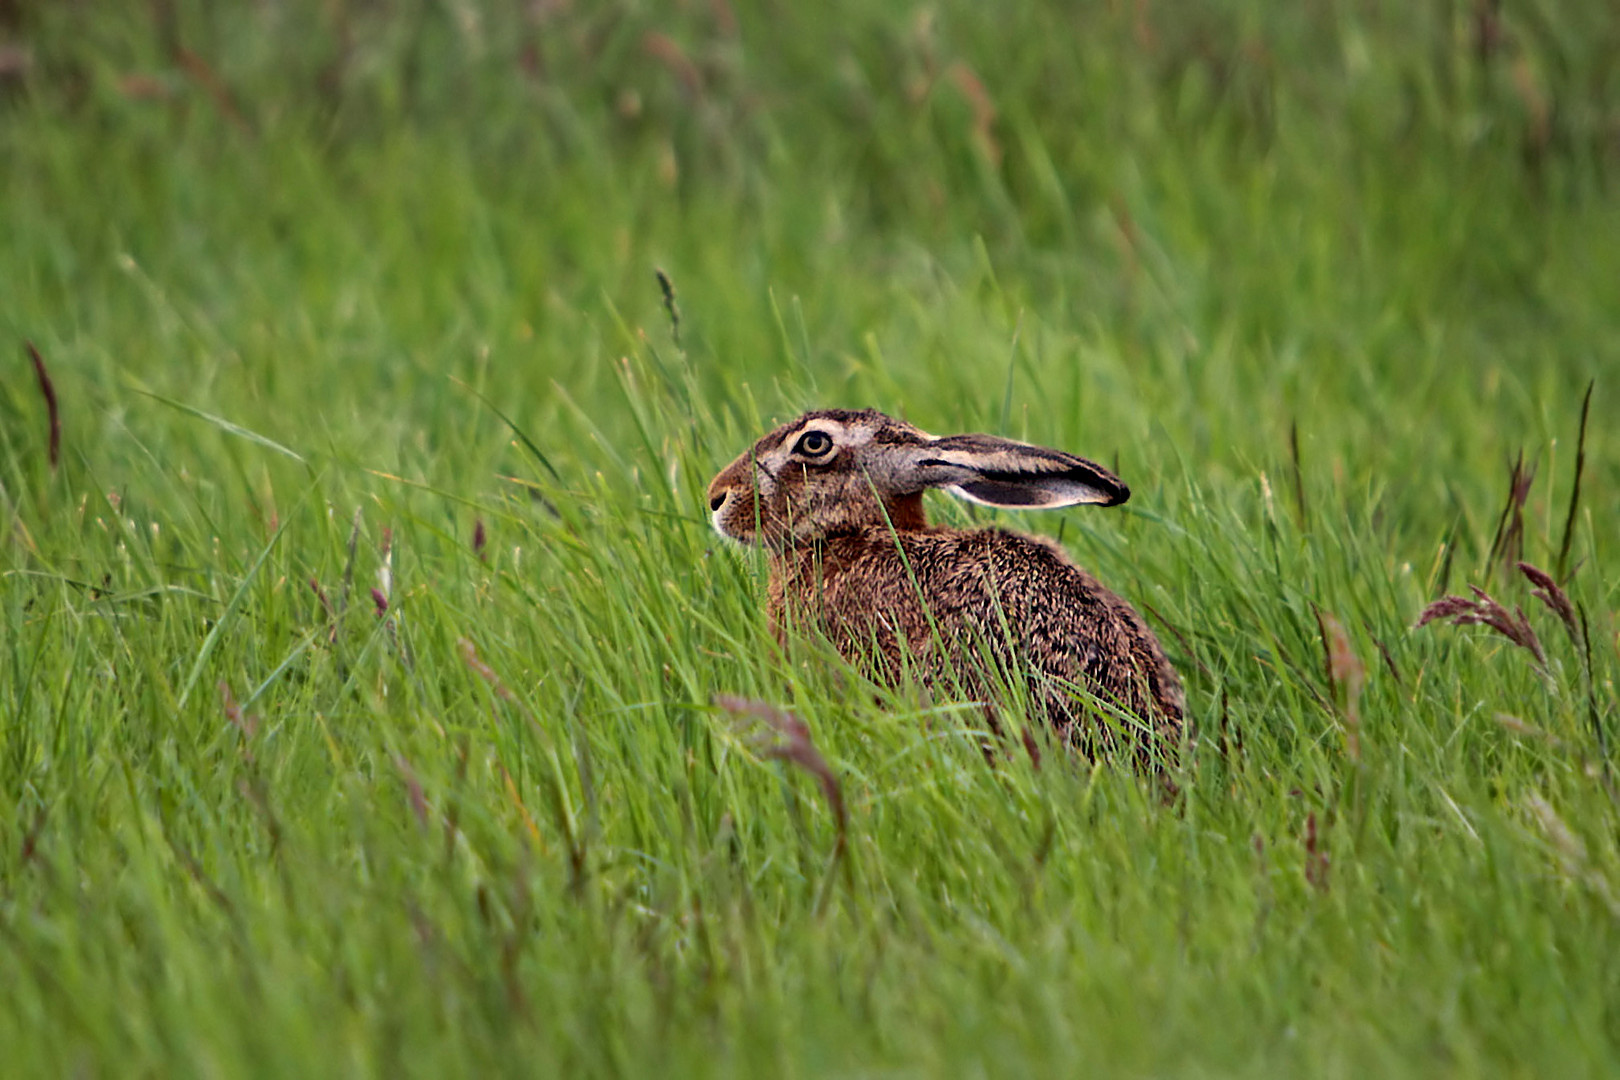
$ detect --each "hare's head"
[707,409,1129,548]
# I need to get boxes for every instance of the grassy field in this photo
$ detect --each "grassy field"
[3,1,1619,1075]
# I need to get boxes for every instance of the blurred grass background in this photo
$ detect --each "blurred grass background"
[2,1,1619,1076]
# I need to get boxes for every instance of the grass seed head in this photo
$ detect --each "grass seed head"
[715,694,847,844]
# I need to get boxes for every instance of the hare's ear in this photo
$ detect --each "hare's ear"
[909,435,1130,510]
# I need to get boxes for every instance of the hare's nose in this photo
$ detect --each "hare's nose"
[709,492,727,512]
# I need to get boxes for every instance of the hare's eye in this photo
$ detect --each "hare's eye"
[794,431,834,457]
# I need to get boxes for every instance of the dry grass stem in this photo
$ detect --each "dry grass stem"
[24,341,60,470]
[714,694,847,847]
[1316,610,1365,762]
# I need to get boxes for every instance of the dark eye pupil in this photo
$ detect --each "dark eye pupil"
[800,432,831,454]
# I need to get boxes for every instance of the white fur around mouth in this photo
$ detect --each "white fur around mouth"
[710,499,745,542]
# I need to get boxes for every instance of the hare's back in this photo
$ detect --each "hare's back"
[909,528,1183,719]
[914,528,1141,635]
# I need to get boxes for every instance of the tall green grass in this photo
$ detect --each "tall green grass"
[2,1,1618,1075]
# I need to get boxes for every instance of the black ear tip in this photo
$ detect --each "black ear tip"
[1073,462,1128,506]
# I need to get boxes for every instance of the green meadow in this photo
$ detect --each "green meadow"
[3,2,1618,1075]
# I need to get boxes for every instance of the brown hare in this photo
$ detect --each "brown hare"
[706,408,1186,769]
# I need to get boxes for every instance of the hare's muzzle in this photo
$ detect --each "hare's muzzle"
[708,487,754,542]
[708,448,778,545]
[706,470,745,541]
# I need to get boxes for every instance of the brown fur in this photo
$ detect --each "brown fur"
[707,409,1186,768]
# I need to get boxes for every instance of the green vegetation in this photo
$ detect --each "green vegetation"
[3,1,1618,1075]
